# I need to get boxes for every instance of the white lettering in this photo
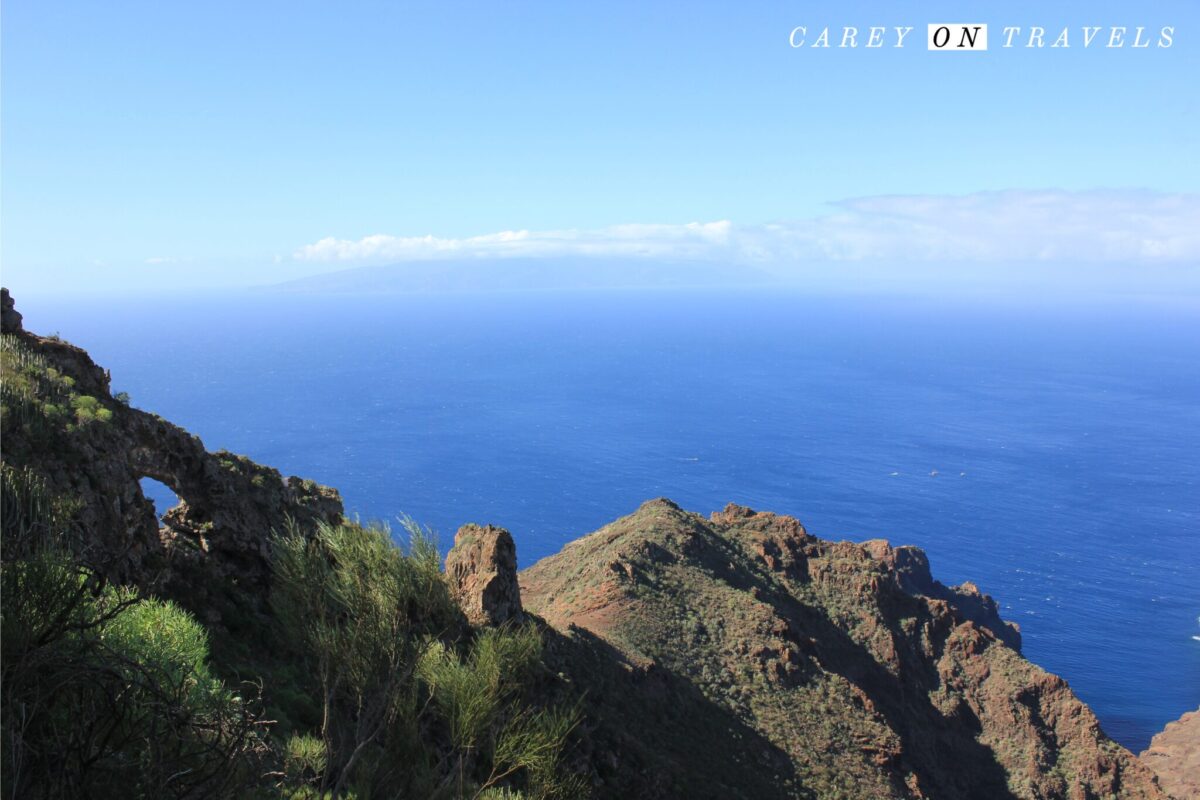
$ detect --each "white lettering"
[785,21,1171,53]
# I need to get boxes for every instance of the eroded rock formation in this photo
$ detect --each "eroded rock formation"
[0,291,342,620]
[1,287,22,334]
[445,523,523,626]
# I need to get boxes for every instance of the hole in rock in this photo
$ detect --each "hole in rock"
[139,477,180,527]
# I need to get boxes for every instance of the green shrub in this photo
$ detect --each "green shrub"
[417,625,542,749]
[71,394,113,424]
[0,466,266,799]
[271,519,456,796]
[2,553,267,798]
[102,597,222,699]
[284,734,329,789]
[270,520,584,799]
[0,458,585,799]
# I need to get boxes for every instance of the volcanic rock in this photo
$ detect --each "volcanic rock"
[1142,708,1200,799]
[445,523,523,626]
[521,499,1165,799]
[1,287,23,333]
[0,292,342,615]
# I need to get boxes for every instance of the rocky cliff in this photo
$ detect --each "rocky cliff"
[1141,708,1200,799]
[0,288,342,621]
[520,499,1167,799]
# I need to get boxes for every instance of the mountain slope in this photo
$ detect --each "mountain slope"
[521,499,1165,799]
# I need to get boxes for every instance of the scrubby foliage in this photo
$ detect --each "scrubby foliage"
[0,334,111,436]
[1,330,583,798]
[269,520,584,799]
[0,469,582,800]
[0,465,267,799]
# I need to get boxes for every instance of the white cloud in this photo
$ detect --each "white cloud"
[295,221,735,263]
[294,190,1200,265]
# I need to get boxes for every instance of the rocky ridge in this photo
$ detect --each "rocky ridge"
[520,499,1167,799]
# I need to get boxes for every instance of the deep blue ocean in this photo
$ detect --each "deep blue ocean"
[22,288,1199,752]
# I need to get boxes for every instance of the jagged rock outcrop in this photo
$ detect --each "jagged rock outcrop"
[445,523,523,626]
[0,292,343,621]
[521,499,1166,799]
[1142,708,1200,799]
[862,537,1022,650]
[1,288,22,333]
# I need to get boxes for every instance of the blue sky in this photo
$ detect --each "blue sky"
[2,0,1198,292]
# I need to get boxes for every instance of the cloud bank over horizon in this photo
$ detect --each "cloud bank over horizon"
[294,190,1200,268]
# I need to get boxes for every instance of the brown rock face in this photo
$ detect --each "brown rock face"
[863,536,1022,650]
[521,499,1166,799]
[445,523,523,626]
[1142,708,1200,799]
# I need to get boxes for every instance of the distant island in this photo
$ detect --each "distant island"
[0,287,1192,799]
[270,257,779,294]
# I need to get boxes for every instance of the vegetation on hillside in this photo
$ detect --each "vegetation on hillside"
[1,334,112,435]
[0,333,582,799]
[1,464,267,798]
[0,470,582,800]
[268,519,584,799]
